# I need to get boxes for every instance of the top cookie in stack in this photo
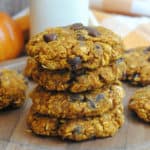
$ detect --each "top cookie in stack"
[25,23,126,93]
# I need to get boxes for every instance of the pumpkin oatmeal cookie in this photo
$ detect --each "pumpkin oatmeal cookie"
[30,84,124,118]
[26,23,124,71]
[27,104,124,141]
[25,57,126,92]
[0,69,27,109]
[129,86,150,122]
[123,46,150,86]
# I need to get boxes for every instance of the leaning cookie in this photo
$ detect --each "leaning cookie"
[0,70,27,109]
[27,104,124,141]
[24,57,126,92]
[129,86,150,122]
[26,23,124,71]
[123,47,150,86]
[30,83,124,119]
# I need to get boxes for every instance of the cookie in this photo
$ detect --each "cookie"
[129,86,150,122]
[30,84,124,118]
[123,47,150,86]
[26,23,124,71]
[27,104,124,141]
[0,70,27,109]
[25,57,126,92]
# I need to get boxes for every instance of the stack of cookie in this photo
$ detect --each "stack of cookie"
[25,23,126,141]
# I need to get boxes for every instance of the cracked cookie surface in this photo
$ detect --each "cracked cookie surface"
[0,70,27,109]
[30,84,124,118]
[27,104,124,141]
[129,86,150,122]
[123,47,150,86]
[25,57,126,92]
[26,24,124,71]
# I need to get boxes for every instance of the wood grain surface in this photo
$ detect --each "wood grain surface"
[0,57,150,150]
[0,0,28,15]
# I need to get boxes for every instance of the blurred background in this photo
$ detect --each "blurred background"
[0,0,28,15]
[1,0,150,17]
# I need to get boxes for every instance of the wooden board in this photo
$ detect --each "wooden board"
[0,57,149,150]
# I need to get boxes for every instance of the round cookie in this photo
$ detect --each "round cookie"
[26,23,124,71]
[27,104,124,141]
[30,84,124,118]
[123,47,150,86]
[25,57,126,93]
[0,70,27,109]
[129,86,150,122]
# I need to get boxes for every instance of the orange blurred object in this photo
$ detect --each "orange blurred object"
[0,12,24,61]
[15,13,29,32]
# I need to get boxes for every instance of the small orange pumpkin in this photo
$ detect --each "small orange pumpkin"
[0,12,24,61]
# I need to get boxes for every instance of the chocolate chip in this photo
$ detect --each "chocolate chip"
[68,57,82,70]
[116,58,124,64]
[77,34,86,41]
[85,27,100,37]
[94,44,102,53]
[147,57,150,62]
[43,33,57,42]
[72,126,82,134]
[88,99,96,109]
[143,47,150,54]
[70,23,84,30]
[68,57,82,66]
[95,94,105,102]
[69,94,84,102]
[95,44,101,50]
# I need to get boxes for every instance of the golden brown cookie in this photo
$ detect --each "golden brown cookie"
[26,24,124,71]
[0,69,27,109]
[123,47,150,86]
[25,57,126,92]
[27,104,124,141]
[30,83,124,118]
[129,86,150,122]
